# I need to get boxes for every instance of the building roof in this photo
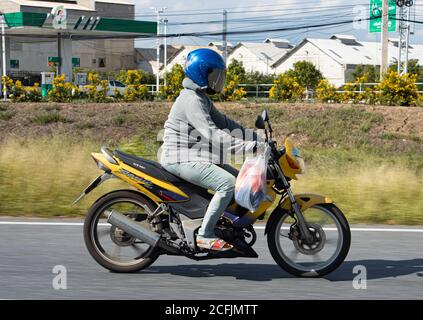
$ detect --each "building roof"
[263,38,292,48]
[207,41,234,48]
[8,0,134,11]
[95,0,134,5]
[232,42,291,67]
[273,35,423,67]
[135,45,183,73]
[9,0,95,11]
[135,45,183,62]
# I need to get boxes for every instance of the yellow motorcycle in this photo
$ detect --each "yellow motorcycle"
[75,110,351,277]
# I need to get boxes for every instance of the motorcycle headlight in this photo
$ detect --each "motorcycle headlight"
[295,156,306,174]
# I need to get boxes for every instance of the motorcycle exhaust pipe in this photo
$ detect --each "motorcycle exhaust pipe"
[106,209,160,247]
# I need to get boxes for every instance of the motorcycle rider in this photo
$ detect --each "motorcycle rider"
[160,48,265,252]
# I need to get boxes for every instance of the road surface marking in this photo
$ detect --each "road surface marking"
[0,221,423,233]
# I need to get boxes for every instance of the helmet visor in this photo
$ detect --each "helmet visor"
[208,68,226,93]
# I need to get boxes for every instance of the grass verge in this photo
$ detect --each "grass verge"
[0,135,422,224]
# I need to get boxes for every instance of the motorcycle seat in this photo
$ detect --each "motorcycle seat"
[113,150,184,184]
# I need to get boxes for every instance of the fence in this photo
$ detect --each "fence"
[237,82,423,99]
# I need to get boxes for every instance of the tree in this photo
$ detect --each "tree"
[219,59,247,101]
[285,60,323,89]
[389,59,423,82]
[244,71,276,84]
[349,64,380,83]
[160,64,185,101]
[226,59,246,84]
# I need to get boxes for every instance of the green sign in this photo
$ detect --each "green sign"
[48,56,61,63]
[369,0,397,33]
[10,60,19,69]
[72,57,80,68]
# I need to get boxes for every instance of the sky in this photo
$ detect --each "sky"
[129,0,423,48]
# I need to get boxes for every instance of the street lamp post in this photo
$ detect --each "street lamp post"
[1,14,7,101]
[150,7,166,94]
[163,18,168,87]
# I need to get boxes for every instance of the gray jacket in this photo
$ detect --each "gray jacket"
[160,78,261,165]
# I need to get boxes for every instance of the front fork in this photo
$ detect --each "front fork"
[275,166,313,243]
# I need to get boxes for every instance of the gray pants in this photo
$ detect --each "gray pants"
[162,162,238,238]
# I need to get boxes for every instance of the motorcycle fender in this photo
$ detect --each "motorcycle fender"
[280,193,333,212]
[264,194,333,235]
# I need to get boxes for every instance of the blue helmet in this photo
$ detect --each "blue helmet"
[184,48,226,93]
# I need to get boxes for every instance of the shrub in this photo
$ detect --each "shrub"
[222,74,246,101]
[120,70,150,102]
[316,79,339,103]
[85,72,110,103]
[0,104,15,120]
[24,83,42,102]
[1,76,14,97]
[217,60,247,101]
[116,69,155,85]
[376,71,419,106]
[48,75,78,103]
[338,74,376,104]
[269,73,305,102]
[10,80,26,102]
[1,78,42,103]
[160,64,185,101]
[32,110,68,125]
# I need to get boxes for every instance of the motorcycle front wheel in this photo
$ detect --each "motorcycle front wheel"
[267,203,351,277]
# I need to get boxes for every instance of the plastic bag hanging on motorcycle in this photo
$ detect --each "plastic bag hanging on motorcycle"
[235,146,271,212]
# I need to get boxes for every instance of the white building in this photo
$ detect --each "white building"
[227,39,292,75]
[273,34,423,86]
[159,45,222,76]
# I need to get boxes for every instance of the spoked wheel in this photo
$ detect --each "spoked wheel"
[267,204,351,277]
[83,190,161,273]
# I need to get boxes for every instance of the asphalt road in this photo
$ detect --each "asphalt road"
[0,218,422,299]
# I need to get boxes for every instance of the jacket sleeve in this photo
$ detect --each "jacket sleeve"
[186,95,258,154]
[213,106,262,143]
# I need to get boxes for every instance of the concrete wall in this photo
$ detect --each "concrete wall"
[1,1,20,13]
[275,41,345,86]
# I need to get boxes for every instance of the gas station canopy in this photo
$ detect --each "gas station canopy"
[1,9,157,82]
[3,11,157,40]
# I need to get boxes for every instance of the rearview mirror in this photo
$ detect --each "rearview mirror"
[261,109,269,121]
[255,115,265,129]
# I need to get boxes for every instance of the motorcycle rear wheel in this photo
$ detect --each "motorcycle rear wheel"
[83,190,161,273]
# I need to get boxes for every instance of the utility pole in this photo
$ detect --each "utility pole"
[397,0,413,74]
[164,18,168,87]
[1,14,7,101]
[222,9,227,65]
[380,0,389,80]
[151,7,166,93]
[57,32,62,77]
